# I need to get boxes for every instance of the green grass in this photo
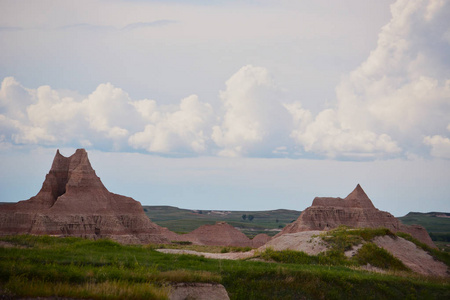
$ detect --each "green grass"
[353,243,409,272]
[320,226,395,252]
[1,235,449,299]
[398,212,450,233]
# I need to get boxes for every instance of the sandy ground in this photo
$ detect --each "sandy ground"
[156,248,256,260]
[169,283,229,300]
[258,231,327,255]
[374,235,449,277]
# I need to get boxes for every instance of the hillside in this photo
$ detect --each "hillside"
[143,205,301,237]
[399,212,450,248]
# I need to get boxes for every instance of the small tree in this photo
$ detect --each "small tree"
[242,214,247,221]
[248,215,254,222]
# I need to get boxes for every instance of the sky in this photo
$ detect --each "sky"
[0,0,449,216]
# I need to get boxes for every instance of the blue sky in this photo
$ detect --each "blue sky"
[0,0,449,216]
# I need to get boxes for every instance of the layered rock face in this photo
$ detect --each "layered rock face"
[279,184,435,248]
[173,222,270,247]
[0,149,170,244]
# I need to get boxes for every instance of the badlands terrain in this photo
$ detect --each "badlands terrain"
[0,149,449,299]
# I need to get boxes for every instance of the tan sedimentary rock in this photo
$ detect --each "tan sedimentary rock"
[251,233,271,247]
[172,222,268,247]
[0,149,170,244]
[279,184,435,248]
[167,223,270,247]
[179,222,252,247]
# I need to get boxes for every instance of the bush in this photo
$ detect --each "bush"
[171,241,192,245]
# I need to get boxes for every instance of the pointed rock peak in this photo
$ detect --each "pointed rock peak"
[50,149,91,172]
[73,148,88,156]
[51,149,70,171]
[353,184,364,194]
[345,184,375,209]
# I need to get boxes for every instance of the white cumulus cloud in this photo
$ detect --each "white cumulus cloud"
[424,135,450,159]
[0,0,449,160]
[289,0,450,159]
[212,65,293,157]
[129,95,214,154]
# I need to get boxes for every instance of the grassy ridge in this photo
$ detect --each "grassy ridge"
[398,212,450,233]
[1,234,450,299]
[143,205,300,237]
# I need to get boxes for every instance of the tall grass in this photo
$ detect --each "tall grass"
[353,243,409,271]
[3,277,169,300]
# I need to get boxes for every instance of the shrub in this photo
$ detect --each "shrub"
[171,241,192,245]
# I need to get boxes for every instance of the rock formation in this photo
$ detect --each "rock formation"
[251,233,271,247]
[0,149,170,244]
[173,222,270,247]
[279,184,435,248]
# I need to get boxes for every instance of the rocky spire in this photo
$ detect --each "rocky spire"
[344,184,375,209]
[278,184,435,248]
[22,149,107,211]
[0,149,171,244]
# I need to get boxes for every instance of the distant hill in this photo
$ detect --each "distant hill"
[144,206,450,243]
[398,212,450,246]
[143,205,301,237]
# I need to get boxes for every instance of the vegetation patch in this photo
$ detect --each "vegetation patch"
[353,243,410,271]
[2,277,169,300]
[320,226,394,252]
[258,248,349,267]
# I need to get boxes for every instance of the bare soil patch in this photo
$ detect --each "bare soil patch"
[374,235,449,277]
[258,231,327,255]
[169,283,229,300]
[156,248,255,260]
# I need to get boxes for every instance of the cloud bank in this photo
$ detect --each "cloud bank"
[0,0,449,160]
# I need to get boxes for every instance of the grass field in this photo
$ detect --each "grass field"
[1,231,449,299]
[143,205,300,237]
